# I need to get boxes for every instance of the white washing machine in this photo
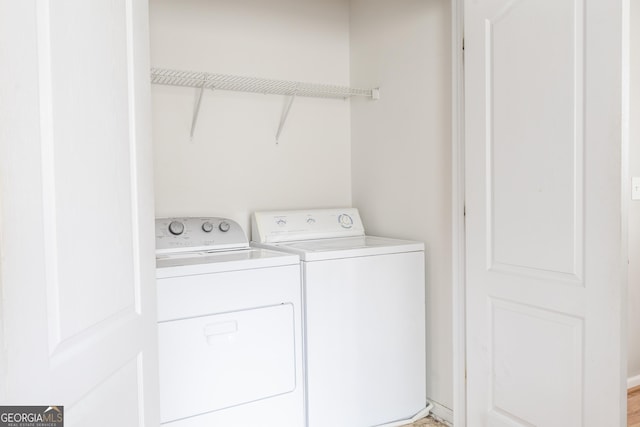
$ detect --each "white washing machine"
[251,208,429,427]
[155,217,304,427]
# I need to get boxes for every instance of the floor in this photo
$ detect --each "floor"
[402,416,448,427]
[630,386,640,427]
[406,387,640,427]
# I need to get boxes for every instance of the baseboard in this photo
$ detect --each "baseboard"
[427,377,638,426]
[428,399,453,426]
[629,374,640,390]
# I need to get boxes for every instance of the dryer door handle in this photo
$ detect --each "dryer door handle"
[204,320,238,344]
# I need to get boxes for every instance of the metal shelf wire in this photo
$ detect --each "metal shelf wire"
[150,67,379,142]
[150,67,378,100]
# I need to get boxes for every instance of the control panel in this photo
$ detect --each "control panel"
[251,208,365,243]
[155,217,249,254]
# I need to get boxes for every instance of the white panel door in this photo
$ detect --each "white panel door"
[465,0,627,426]
[0,0,158,425]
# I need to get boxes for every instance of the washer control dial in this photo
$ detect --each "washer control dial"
[202,222,214,232]
[338,214,354,229]
[168,220,185,236]
[218,221,231,232]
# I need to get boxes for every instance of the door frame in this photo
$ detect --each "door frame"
[450,2,631,426]
[450,0,466,426]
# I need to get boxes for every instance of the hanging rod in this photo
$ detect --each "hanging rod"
[150,67,380,100]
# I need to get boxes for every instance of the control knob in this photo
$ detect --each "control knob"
[218,221,231,232]
[202,222,214,232]
[168,220,185,236]
[338,214,353,228]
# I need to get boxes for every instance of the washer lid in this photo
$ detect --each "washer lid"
[257,236,424,262]
[156,247,300,278]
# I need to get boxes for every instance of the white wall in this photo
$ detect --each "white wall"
[628,0,640,388]
[150,0,352,231]
[349,0,453,416]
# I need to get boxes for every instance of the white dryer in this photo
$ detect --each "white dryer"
[155,217,304,427]
[252,208,428,427]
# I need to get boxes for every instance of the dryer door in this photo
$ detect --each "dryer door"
[158,303,296,423]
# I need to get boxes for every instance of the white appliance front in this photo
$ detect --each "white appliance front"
[252,209,427,427]
[304,251,426,427]
[156,217,304,427]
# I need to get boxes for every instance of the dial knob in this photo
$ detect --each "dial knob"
[218,221,231,232]
[338,214,353,228]
[202,222,214,232]
[168,220,185,235]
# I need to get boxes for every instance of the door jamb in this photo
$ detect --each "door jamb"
[451,0,466,425]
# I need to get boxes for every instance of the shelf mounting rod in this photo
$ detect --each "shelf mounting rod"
[190,79,207,141]
[275,93,296,144]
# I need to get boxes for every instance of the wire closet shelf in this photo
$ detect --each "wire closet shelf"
[150,68,379,100]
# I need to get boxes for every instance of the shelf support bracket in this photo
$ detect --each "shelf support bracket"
[190,80,207,141]
[275,93,296,144]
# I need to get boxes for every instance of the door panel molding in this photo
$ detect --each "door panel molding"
[484,0,585,284]
[488,298,583,426]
